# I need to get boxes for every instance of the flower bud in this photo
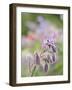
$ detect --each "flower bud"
[35,53,40,65]
[44,63,48,72]
[52,54,56,62]
[52,45,56,52]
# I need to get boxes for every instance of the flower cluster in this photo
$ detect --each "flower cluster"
[34,38,56,73]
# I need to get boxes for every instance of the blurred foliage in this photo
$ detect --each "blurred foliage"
[30,40,41,53]
[21,13,63,35]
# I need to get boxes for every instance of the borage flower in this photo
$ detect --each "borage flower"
[40,38,57,72]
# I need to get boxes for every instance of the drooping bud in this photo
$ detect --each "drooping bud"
[35,53,40,65]
[44,63,48,72]
[52,54,56,62]
[52,45,56,52]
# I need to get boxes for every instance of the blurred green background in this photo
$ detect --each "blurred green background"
[21,13,63,36]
